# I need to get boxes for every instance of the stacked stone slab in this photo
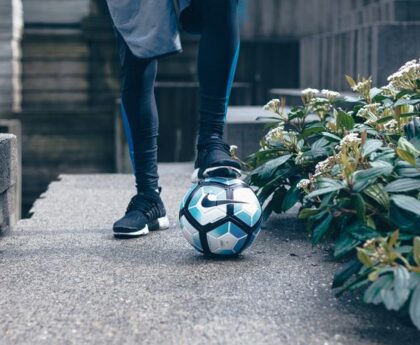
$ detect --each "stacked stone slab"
[0,0,22,113]
[299,0,420,89]
[0,134,18,234]
[241,0,420,90]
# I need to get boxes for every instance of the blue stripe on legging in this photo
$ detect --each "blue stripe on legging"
[120,101,135,173]
[224,42,240,117]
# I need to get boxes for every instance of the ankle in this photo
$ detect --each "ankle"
[137,186,160,195]
[197,134,224,147]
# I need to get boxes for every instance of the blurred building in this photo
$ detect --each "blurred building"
[1,0,419,214]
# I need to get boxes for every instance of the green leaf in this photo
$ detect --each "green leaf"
[396,148,417,166]
[363,184,390,209]
[312,213,333,244]
[400,112,420,118]
[391,195,420,216]
[357,248,373,267]
[311,138,330,150]
[335,223,380,257]
[409,283,420,330]
[309,209,328,222]
[376,115,395,125]
[317,178,345,189]
[256,117,284,124]
[370,87,383,100]
[364,274,393,304]
[362,139,383,157]
[352,194,366,222]
[348,223,380,242]
[281,183,301,212]
[336,110,355,130]
[390,203,420,234]
[305,178,346,199]
[334,233,361,258]
[379,267,411,311]
[305,147,329,160]
[385,178,420,193]
[332,259,363,289]
[414,237,420,266]
[270,188,287,214]
[395,160,420,177]
[251,154,293,181]
[345,75,356,88]
[371,149,396,162]
[356,165,393,180]
[394,98,420,107]
[352,166,393,188]
[301,125,325,137]
[321,132,341,142]
[298,208,318,219]
[398,137,420,157]
[404,117,420,142]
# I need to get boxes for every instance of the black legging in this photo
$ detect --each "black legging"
[120,0,240,192]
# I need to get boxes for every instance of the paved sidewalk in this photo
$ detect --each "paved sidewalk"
[0,163,418,344]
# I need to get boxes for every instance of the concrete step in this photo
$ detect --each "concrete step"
[0,165,417,344]
[225,106,275,159]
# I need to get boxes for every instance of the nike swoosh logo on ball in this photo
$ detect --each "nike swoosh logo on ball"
[201,194,248,208]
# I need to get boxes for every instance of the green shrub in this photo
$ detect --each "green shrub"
[246,59,420,329]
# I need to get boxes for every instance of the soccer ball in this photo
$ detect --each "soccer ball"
[179,177,263,256]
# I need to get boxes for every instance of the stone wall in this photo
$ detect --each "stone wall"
[0,134,19,234]
[0,0,23,113]
[299,0,420,89]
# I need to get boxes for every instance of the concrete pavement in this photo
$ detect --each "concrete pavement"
[0,163,418,344]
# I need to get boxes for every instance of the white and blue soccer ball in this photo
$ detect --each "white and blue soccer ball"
[179,177,263,256]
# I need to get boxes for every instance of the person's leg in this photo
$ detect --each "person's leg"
[120,47,159,193]
[197,0,240,145]
[192,0,242,180]
[113,34,169,238]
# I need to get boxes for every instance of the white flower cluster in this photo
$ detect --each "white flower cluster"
[340,132,361,146]
[230,145,238,156]
[387,59,420,91]
[356,103,382,123]
[383,119,399,132]
[302,88,319,97]
[297,179,311,190]
[351,79,372,95]
[381,84,398,98]
[295,151,305,165]
[322,89,341,101]
[263,99,281,113]
[264,126,285,147]
[302,88,319,103]
[314,155,338,177]
[309,97,331,118]
[263,125,299,150]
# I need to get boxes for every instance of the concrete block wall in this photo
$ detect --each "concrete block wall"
[299,0,420,89]
[240,0,420,90]
[0,0,23,113]
[0,134,19,234]
[241,0,420,39]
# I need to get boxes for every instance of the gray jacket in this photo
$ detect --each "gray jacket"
[106,0,192,59]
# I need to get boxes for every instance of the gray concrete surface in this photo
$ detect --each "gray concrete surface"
[0,163,418,344]
[0,133,19,234]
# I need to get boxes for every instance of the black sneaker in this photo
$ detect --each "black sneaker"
[191,139,242,182]
[113,190,169,238]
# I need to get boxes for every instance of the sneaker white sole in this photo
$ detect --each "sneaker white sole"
[191,166,242,183]
[114,225,149,238]
[149,216,170,231]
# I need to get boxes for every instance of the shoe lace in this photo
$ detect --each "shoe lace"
[126,194,161,219]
